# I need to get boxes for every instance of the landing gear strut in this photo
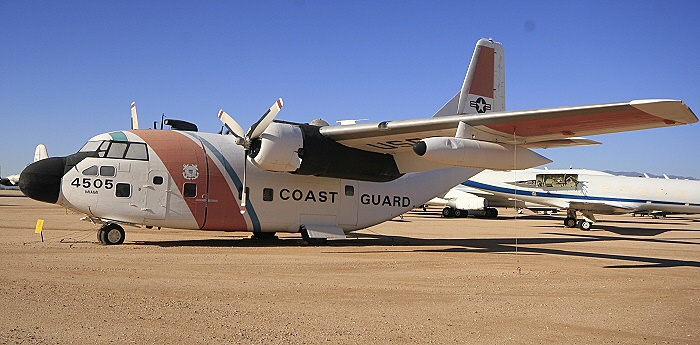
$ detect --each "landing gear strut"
[564,209,595,230]
[98,223,125,245]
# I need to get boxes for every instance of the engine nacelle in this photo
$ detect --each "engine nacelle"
[448,196,488,211]
[413,137,551,170]
[249,123,303,172]
[248,122,402,182]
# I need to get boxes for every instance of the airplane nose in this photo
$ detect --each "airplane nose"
[19,157,66,204]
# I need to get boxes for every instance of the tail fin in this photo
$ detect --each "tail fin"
[131,101,139,130]
[433,38,505,117]
[34,144,48,162]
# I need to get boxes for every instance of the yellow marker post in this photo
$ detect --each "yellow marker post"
[35,219,44,242]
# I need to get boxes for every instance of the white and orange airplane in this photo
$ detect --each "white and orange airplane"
[19,39,698,244]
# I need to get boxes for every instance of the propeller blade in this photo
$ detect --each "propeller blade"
[240,150,249,214]
[130,102,139,130]
[217,109,246,139]
[247,98,283,140]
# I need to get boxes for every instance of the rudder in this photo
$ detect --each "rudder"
[433,38,505,117]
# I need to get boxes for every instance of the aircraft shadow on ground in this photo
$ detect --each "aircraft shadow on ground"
[133,232,700,269]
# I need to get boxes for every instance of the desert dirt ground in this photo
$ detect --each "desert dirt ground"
[1,189,699,344]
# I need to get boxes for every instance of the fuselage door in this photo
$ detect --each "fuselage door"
[339,180,359,226]
[145,170,170,220]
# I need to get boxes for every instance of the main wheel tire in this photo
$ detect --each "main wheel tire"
[564,217,577,228]
[578,220,592,231]
[442,207,455,218]
[486,208,499,218]
[251,232,277,240]
[453,209,466,218]
[98,224,125,245]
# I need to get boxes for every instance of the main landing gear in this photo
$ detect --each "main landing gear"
[441,207,498,218]
[563,209,594,230]
[442,207,467,218]
[98,223,125,245]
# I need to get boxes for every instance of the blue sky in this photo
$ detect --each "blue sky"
[1,1,699,177]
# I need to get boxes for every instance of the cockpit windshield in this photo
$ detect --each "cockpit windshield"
[78,140,148,161]
[79,140,103,152]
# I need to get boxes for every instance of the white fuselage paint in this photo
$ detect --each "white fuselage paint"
[464,169,700,215]
[58,130,481,234]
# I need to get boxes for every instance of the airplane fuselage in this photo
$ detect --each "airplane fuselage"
[464,169,700,215]
[30,130,479,235]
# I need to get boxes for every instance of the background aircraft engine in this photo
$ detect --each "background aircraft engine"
[413,137,551,170]
[448,196,488,211]
[248,123,303,172]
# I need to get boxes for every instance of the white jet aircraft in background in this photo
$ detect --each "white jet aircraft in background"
[1,144,48,188]
[19,38,698,244]
[463,169,700,230]
[428,182,557,218]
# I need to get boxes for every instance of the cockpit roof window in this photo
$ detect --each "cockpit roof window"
[79,141,103,152]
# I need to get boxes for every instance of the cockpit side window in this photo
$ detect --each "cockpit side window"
[106,142,128,158]
[82,165,98,176]
[100,166,116,177]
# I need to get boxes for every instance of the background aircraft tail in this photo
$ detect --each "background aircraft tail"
[34,144,48,162]
[433,38,505,117]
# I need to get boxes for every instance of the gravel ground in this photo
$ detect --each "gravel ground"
[1,190,699,344]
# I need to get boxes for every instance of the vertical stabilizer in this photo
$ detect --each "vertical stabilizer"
[34,144,48,162]
[131,102,139,130]
[433,38,505,117]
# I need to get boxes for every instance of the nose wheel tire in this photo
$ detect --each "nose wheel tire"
[578,220,593,231]
[98,224,125,245]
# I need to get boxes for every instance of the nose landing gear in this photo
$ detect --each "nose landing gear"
[98,223,125,245]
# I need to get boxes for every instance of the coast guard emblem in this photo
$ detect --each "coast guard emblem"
[183,164,199,180]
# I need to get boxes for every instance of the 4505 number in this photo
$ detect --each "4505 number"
[71,178,114,189]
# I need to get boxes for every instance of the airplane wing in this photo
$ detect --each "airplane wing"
[567,201,637,214]
[320,99,696,153]
[521,137,601,149]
